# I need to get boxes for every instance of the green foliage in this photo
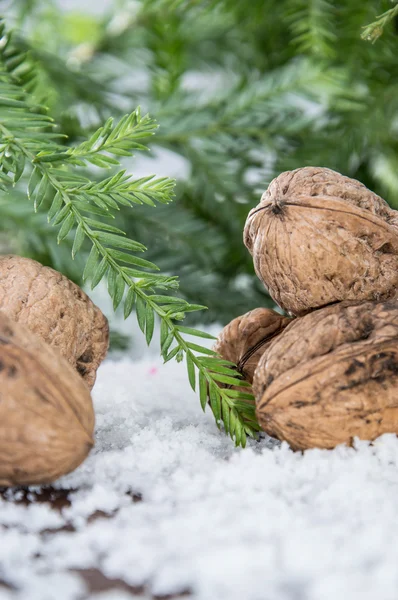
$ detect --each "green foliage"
[0,188,84,282]
[286,0,337,58]
[362,2,398,43]
[0,19,259,447]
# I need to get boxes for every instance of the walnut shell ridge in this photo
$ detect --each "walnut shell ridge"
[214,308,291,385]
[0,312,94,486]
[253,300,398,450]
[244,167,398,316]
[0,255,109,389]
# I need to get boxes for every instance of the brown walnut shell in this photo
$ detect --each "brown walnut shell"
[0,255,109,389]
[214,308,291,385]
[244,167,398,316]
[253,300,398,450]
[0,312,94,486]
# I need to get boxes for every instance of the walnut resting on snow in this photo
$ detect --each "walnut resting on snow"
[253,300,398,450]
[244,167,398,316]
[0,312,94,486]
[213,308,291,385]
[0,255,109,389]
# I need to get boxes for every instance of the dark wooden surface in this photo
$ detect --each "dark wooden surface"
[0,487,192,600]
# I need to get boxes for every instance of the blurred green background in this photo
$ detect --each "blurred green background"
[2,0,398,326]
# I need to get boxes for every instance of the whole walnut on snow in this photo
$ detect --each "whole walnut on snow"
[253,300,398,450]
[0,255,109,389]
[0,312,94,486]
[244,167,398,316]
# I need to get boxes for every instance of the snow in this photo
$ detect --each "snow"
[2,324,398,599]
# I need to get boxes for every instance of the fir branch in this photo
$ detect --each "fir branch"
[0,20,259,447]
[284,0,337,58]
[361,3,398,43]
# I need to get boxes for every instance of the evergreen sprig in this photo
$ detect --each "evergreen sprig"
[362,3,398,43]
[0,20,260,447]
[285,0,337,57]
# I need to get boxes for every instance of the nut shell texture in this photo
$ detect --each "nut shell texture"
[0,255,109,389]
[253,300,398,450]
[0,313,94,486]
[213,308,291,383]
[244,167,398,315]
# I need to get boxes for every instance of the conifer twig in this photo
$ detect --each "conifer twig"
[0,20,260,447]
[362,3,398,43]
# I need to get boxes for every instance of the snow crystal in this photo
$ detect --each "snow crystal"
[2,339,398,599]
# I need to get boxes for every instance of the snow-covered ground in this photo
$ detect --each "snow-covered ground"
[2,330,398,600]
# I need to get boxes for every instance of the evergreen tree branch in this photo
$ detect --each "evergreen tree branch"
[0,20,259,447]
[285,0,337,58]
[362,3,398,43]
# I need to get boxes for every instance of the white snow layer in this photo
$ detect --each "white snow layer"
[2,350,398,600]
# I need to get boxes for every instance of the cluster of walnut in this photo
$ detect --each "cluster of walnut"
[0,255,109,485]
[215,167,398,450]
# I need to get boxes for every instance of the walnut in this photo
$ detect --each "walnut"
[253,300,398,450]
[0,312,94,486]
[244,167,398,316]
[0,255,109,389]
[214,308,291,385]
